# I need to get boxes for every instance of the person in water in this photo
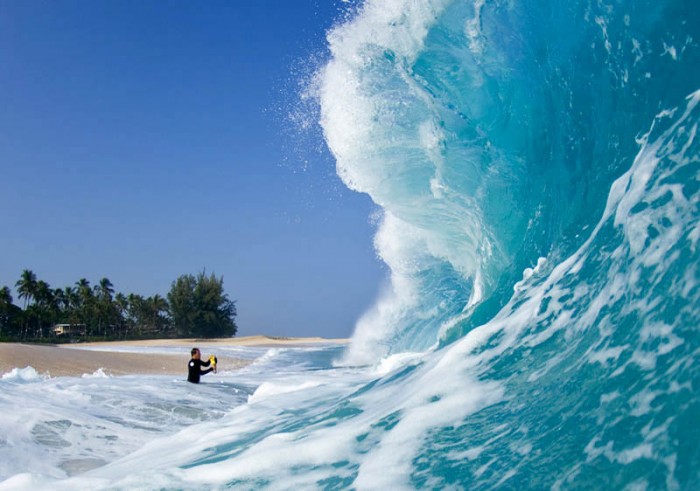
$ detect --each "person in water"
[187,347,216,383]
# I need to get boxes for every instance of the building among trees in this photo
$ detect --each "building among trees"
[52,324,86,336]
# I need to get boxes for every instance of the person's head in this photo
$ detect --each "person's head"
[191,347,201,360]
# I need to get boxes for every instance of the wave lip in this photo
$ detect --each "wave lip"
[319,0,700,360]
[321,0,513,361]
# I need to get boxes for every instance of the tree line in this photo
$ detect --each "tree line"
[0,269,237,342]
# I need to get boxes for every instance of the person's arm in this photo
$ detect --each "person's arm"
[201,358,211,368]
[200,367,214,375]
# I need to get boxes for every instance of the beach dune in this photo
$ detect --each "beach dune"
[0,336,347,378]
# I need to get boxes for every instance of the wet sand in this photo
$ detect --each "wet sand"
[0,336,347,378]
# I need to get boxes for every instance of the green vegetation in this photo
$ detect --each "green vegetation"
[0,269,237,342]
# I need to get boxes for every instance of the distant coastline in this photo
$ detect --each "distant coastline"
[75,335,350,347]
[0,336,349,378]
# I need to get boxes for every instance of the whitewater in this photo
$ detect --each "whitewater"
[2,0,699,488]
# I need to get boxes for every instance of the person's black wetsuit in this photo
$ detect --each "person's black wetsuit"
[187,358,213,383]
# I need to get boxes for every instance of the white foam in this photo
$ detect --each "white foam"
[248,380,324,403]
[1,367,47,383]
[587,346,627,367]
[250,348,281,365]
[373,351,424,376]
[465,0,486,54]
[0,473,42,490]
[81,368,110,379]
[514,257,548,292]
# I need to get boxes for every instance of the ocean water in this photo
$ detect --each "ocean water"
[2,0,700,489]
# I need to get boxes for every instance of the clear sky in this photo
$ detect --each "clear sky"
[0,0,385,338]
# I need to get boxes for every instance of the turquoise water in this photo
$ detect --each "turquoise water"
[2,0,699,489]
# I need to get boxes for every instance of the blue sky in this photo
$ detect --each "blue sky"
[0,0,385,338]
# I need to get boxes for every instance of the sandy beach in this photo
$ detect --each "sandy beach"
[0,336,348,378]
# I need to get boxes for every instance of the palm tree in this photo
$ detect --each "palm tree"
[62,286,80,324]
[53,288,65,312]
[0,286,12,306]
[150,294,169,334]
[75,278,91,301]
[144,295,169,336]
[33,280,56,337]
[97,278,114,302]
[127,293,145,337]
[34,280,54,307]
[93,278,116,337]
[15,270,37,338]
[15,269,37,310]
[75,279,93,333]
[64,286,78,306]
[0,286,13,336]
[115,293,129,338]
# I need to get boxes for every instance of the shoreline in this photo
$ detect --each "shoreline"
[0,336,348,378]
[73,335,349,348]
